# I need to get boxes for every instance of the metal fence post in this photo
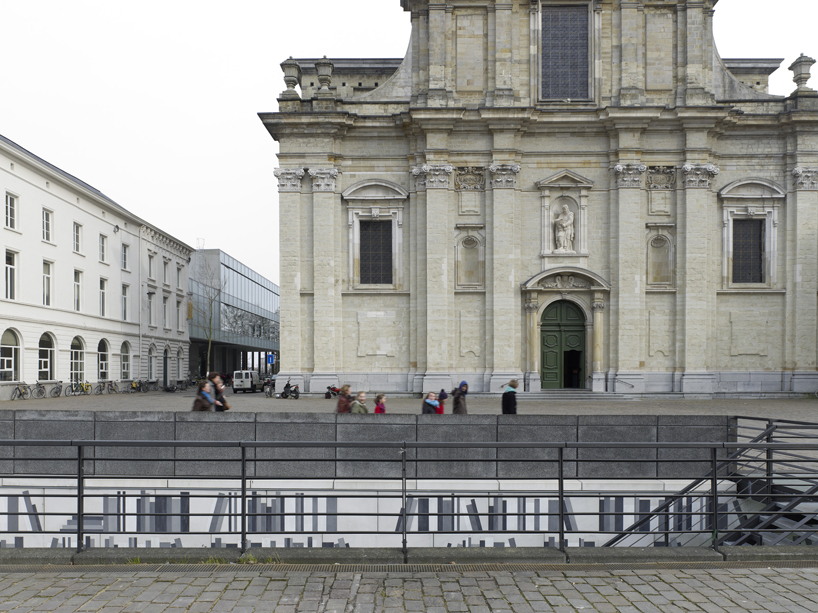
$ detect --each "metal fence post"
[241,444,247,553]
[401,442,408,564]
[766,421,774,504]
[76,445,84,554]
[711,446,720,553]
[558,446,566,561]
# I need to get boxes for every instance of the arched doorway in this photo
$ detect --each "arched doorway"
[162,349,169,387]
[541,301,585,389]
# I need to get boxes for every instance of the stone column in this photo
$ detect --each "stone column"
[309,168,340,392]
[489,163,523,391]
[418,164,453,392]
[612,163,647,393]
[273,168,305,389]
[524,295,540,392]
[494,2,513,106]
[592,298,605,392]
[427,3,448,106]
[790,167,818,391]
[619,2,644,106]
[679,162,719,393]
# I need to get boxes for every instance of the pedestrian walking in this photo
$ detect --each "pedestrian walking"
[336,385,352,413]
[452,381,468,414]
[208,373,230,412]
[437,389,448,414]
[192,379,214,411]
[350,391,369,413]
[502,379,518,414]
[422,391,440,414]
[374,394,386,414]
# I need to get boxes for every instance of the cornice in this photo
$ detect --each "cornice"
[140,225,194,259]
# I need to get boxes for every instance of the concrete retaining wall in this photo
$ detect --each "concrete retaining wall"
[1,411,735,479]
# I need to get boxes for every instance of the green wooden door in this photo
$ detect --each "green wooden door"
[540,301,586,389]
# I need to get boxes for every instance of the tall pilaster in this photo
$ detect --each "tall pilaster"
[592,298,606,392]
[619,1,645,106]
[427,3,448,106]
[493,3,514,106]
[790,167,818,391]
[679,162,719,393]
[417,164,453,391]
[309,168,340,391]
[524,295,540,392]
[611,162,647,392]
[274,168,305,387]
[488,163,522,390]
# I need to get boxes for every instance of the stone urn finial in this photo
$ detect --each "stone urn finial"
[315,56,334,94]
[789,53,816,93]
[280,56,301,99]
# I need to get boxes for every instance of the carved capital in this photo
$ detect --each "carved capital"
[593,301,605,312]
[647,166,677,190]
[419,164,453,189]
[411,166,427,190]
[614,164,647,188]
[793,167,818,191]
[274,168,305,192]
[488,164,521,189]
[455,167,486,191]
[525,298,540,313]
[682,164,719,189]
[308,168,339,192]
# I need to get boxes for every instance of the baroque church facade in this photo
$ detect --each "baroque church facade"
[261,0,818,395]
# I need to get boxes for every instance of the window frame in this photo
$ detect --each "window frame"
[4,193,17,230]
[42,208,53,243]
[148,254,155,280]
[122,244,129,270]
[162,295,169,329]
[99,278,107,317]
[4,250,17,301]
[148,292,155,326]
[120,342,131,380]
[73,222,83,254]
[163,260,169,285]
[43,260,53,306]
[69,337,84,383]
[73,269,82,312]
[122,284,129,321]
[533,0,597,105]
[38,333,55,381]
[0,329,20,382]
[99,234,107,263]
[97,340,109,381]
[176,300,183,331]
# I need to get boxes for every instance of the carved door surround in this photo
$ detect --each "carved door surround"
[535,170,593,264]
[521,266,610,392]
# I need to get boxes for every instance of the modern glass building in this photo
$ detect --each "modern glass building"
[188,249,279,376]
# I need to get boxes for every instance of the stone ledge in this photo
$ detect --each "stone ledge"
[566,547,724,564]
[720,545,818,561]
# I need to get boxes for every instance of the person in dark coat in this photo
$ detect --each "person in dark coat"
[452,381,468,414]
[336,385,352,413]
[502,379,518,414]
[422,392,440,414]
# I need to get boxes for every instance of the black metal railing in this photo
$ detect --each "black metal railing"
[0,437,817,561]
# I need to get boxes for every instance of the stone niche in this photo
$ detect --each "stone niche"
[535,170,593,258]
[455,226,485,290]
[646,223,675,288]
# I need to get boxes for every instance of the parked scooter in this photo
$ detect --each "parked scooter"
[325,385,341,399]
[279,379,300,400]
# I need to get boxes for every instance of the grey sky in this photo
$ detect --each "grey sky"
[1,0,814,284]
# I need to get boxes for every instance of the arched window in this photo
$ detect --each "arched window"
[97,340,109,381]
[120,342,131,380]
[38,334,55,380]
[148,346,155,380]
[70,337,85,383]
[1,329,20,382]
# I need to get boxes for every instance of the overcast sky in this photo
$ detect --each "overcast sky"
[1,0,814,285]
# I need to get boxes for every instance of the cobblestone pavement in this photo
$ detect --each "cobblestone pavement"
[1,567,818,612]
[4,390,818,421]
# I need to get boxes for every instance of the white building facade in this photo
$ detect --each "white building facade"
[1,134,192,399]
[261,0,818,396]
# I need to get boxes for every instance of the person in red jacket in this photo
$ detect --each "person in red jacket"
[374,394,386,413]
[437,389,448,414]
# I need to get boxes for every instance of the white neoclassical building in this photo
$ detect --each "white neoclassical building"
[1,133,192,399]
[261,0,818,395]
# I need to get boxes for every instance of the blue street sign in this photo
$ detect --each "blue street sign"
[267,355,276,365]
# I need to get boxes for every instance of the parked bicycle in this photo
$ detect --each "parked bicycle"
[163,384,178,393]
[31,381,46,399]
[50,381,63,398]
[107,380,119,394]
[10,382,31,401]
[149,381,159,392]
[94,381,105,395]
[65,381,92,396]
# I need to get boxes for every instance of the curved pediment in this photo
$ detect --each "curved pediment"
[342,179,408,200]
[522,267,611,291]
[536,170,594,190]
[720,178,786,200]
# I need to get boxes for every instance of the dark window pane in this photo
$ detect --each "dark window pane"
[733,219,764,283]
[542,5,589,100]
[360,221,392,285]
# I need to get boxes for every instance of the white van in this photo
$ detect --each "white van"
[233,370,262,393]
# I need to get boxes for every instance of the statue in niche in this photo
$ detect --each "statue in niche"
[554,204,575,253]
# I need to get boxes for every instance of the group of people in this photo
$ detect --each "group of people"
[192,373,231,412]
[334,379,520,414]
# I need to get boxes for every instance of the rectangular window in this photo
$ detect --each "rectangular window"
[99,235,107,262]
[121,351,130,380]
[73,223,82,253]
[163,295,169,328]
[73,270,82,311]
[38,342,54,381]
[122,285,129,321]
[43,261,52,306]
[122,244,129,269]
[163,260,169,284]
[148,255,155,279]
[4,251,16,300]
[148,293,154,326]
[177,266,182,288]
[541,5,589,100]
[733,219,765,283]
[4,193,16,230]
[99,278,107,317]
[42,209,52,242]
[176,300,182,330]
[359,221,393,285]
